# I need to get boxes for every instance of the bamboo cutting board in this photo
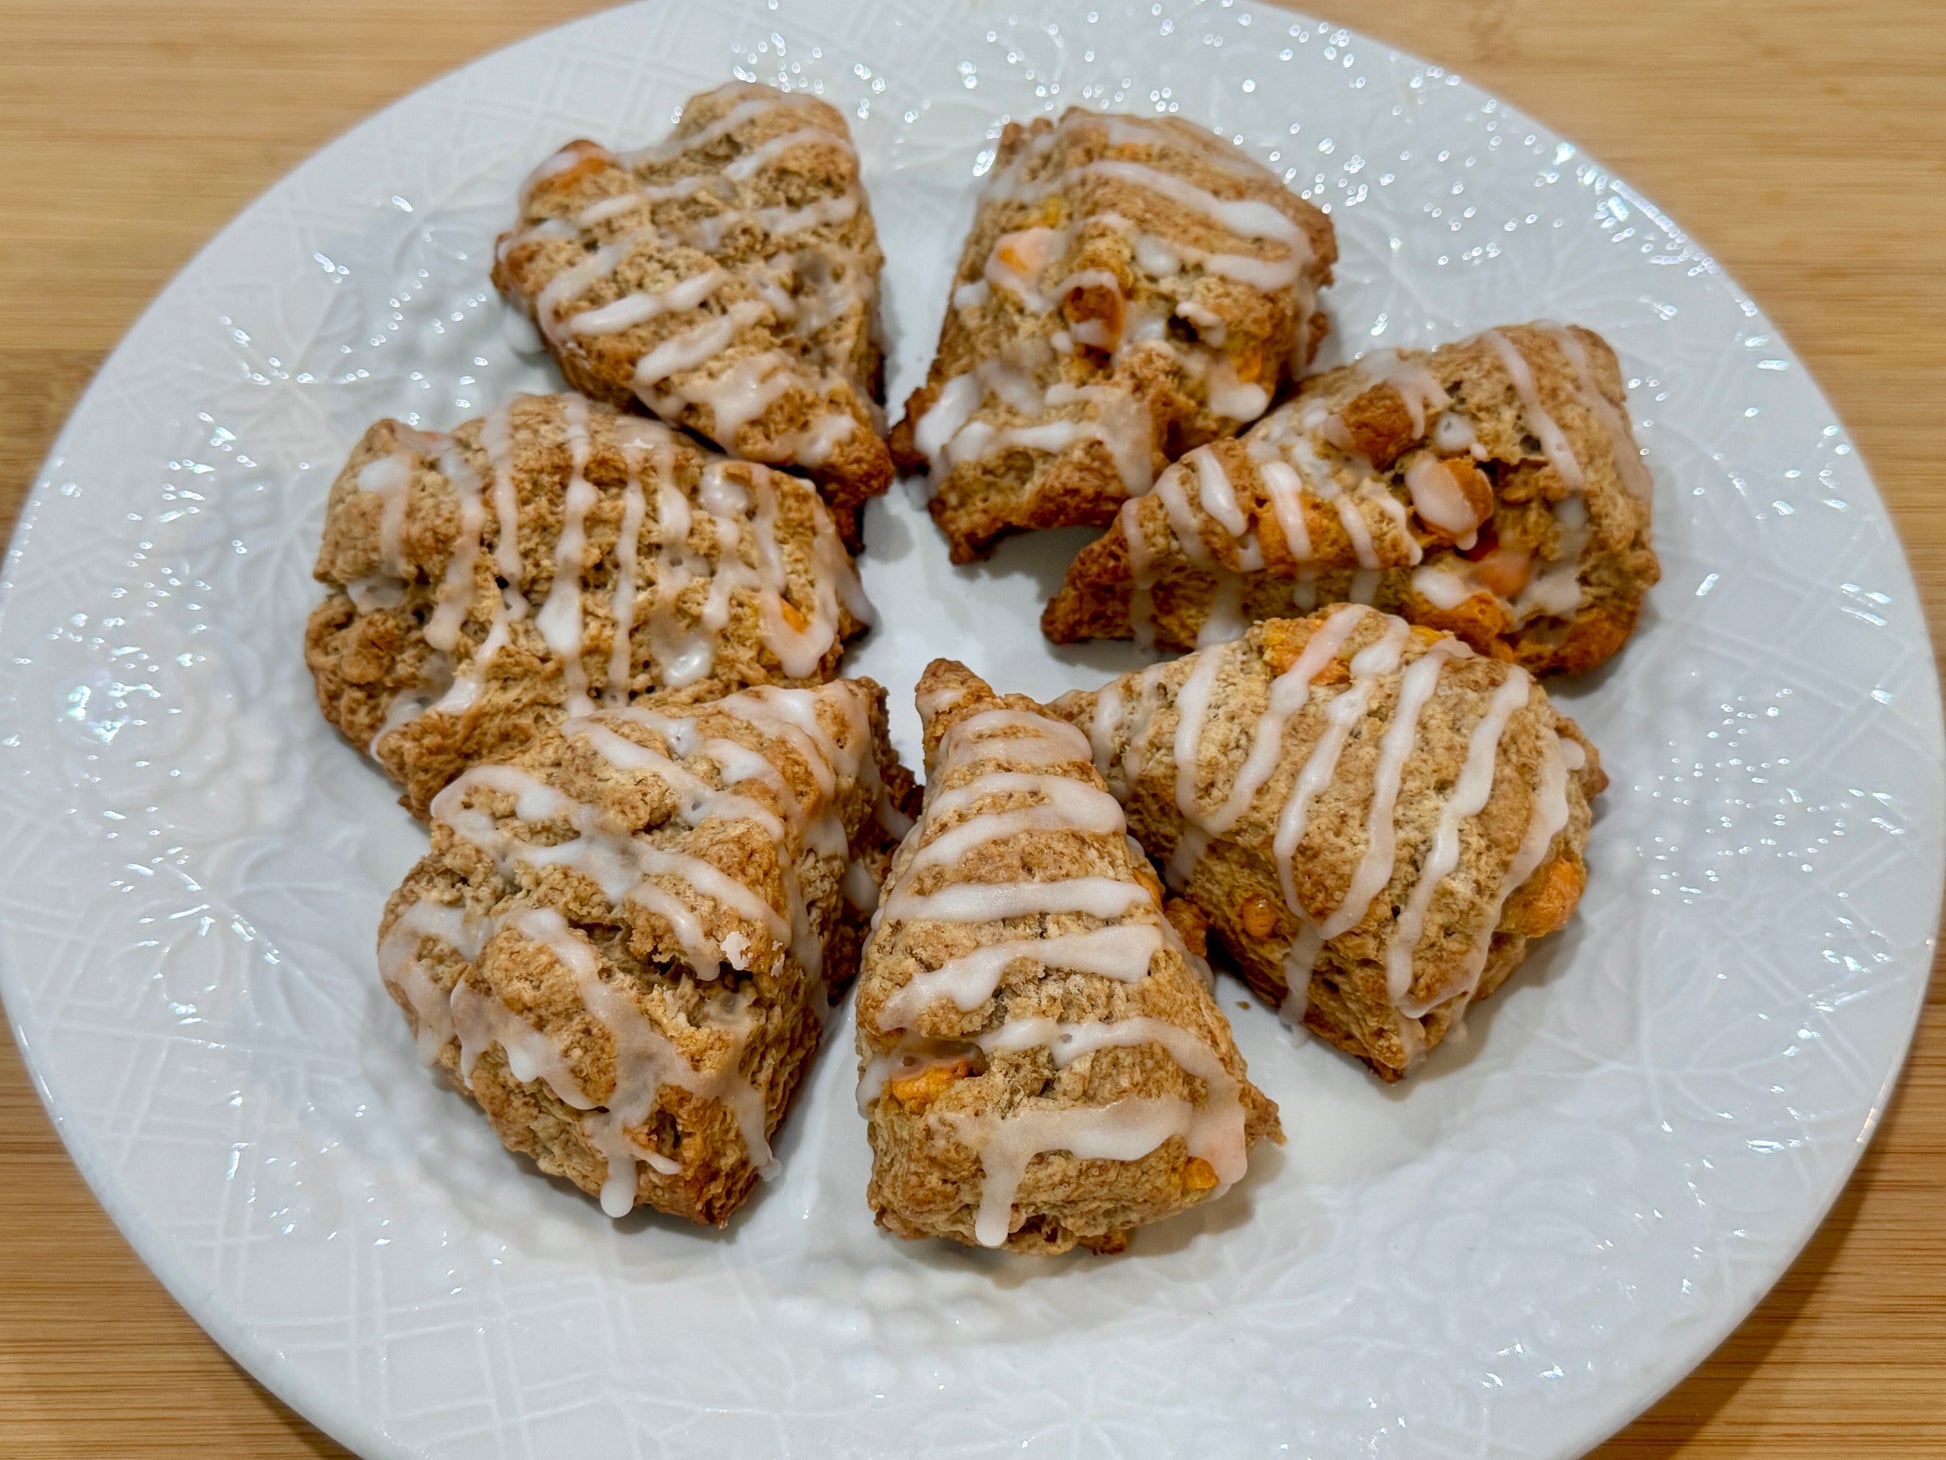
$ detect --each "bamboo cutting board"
[1,1,1942,1453]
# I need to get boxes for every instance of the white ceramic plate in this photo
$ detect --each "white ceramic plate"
[3,2,1939,1456]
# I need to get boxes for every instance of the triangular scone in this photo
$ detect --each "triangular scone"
[379,679,917,1227]
[306,392,871,819]
[1045,323,1660,676]
[889,109,1337,562]
[856,659,1279,1255]
[493,82,891,538]
[1048,608,1606,1081]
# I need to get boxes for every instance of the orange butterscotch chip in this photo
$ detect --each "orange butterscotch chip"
[1183,1157,1220,1191]
[1163,896,1210,957]
[1408,623,1448,649]
[527,139,617,197]
[1414,593,1515,659]
[1501,856,1586,940]
[887,1060,974,1108]
[1238,893,1281,940]
[1412,457,1495,543]
[1471,547,1533,600]
[778,599,810,634]
[1337,383,1418,469]
[1132,861,1165,906]
[1259,618,1314,675]
[1230,343,1265,385]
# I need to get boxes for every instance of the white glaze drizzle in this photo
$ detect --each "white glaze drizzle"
[1541,321,1653,501]
[1386,668,1533,1008]
[1481,329,1584,489]
[865,691,1246,1247]
[505,84,872,466]
[397,682,887,1208]
[1270,618,1412,922]
[362,403,862,759]
[533,396,597,716]
[918,109,1321,508]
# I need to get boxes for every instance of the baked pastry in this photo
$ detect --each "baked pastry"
[306,392,870,819]
[493,81,891,537]
[379,679,915,1226]
[1043,323,1660,676]
[1049,607,1605,1080]
[890,108,1337,562]
[856,660,1280,1254]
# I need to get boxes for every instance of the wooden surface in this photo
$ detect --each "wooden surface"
[1,0,1942,1453]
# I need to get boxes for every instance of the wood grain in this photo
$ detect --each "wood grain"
[1,1,1941,1454]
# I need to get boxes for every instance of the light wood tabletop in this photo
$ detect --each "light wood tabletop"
[2,1,1942,1454]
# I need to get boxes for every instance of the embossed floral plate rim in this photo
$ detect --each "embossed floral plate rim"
[2,1,1942,1457]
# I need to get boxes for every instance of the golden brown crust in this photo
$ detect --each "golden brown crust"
[305,393,871,819]
[856,660,1279,1254]
[492,82,891,533]
[894,109,1337,562]
[1047,609,1605,1080]
[378,679,914,1226]
[1043,323,1660,676]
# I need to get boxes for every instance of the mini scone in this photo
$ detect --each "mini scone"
[1049,607,1605,1081]
[306,392,871,819]
[493,81,891,536]
[890,108,1337,562]
[379,679,916,1226]
[1043,323,1660,676]
[856,659,1280,1255]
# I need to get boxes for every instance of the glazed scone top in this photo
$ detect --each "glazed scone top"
[1051,608,1602,1072]
[898,107,1338,559]
[1045,323,1659,675]
[382,679,907,1215]
[494,82,890,519]
[308,393,870,816]
[857,660,1276,1249]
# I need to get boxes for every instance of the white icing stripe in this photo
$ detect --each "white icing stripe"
[910,773,1126,871]
[575,173,715,227]
[1359,348,1451,436]
[423,443,485,652]
[448,907,771,1213]
[433,759,787,976]
[627,91,825,165]
[1482,329,1585,490]
[1080,159,1307,249]
[1271,618,1411,919]
[871,1012,1247,1248]
[564,269,727,337]
[723,126,850,180]
[378,899,484,1063]
[356,451,415,577]
[1542,321,1653,501]
[533,396,597,716]
[1388,669,1533,1008]
[1436,730,1574,1019]
[633,309,750,388]
[1168,648,1227,878]
[1314,637,1468,942]
[884,876,1147,926]
[1194,448,1249,540]
[875,924,1163,1028]
[604,446,648,705]
[952,1098,1194,1248]
[1199,605,1369,838]
[422,408,525,722]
